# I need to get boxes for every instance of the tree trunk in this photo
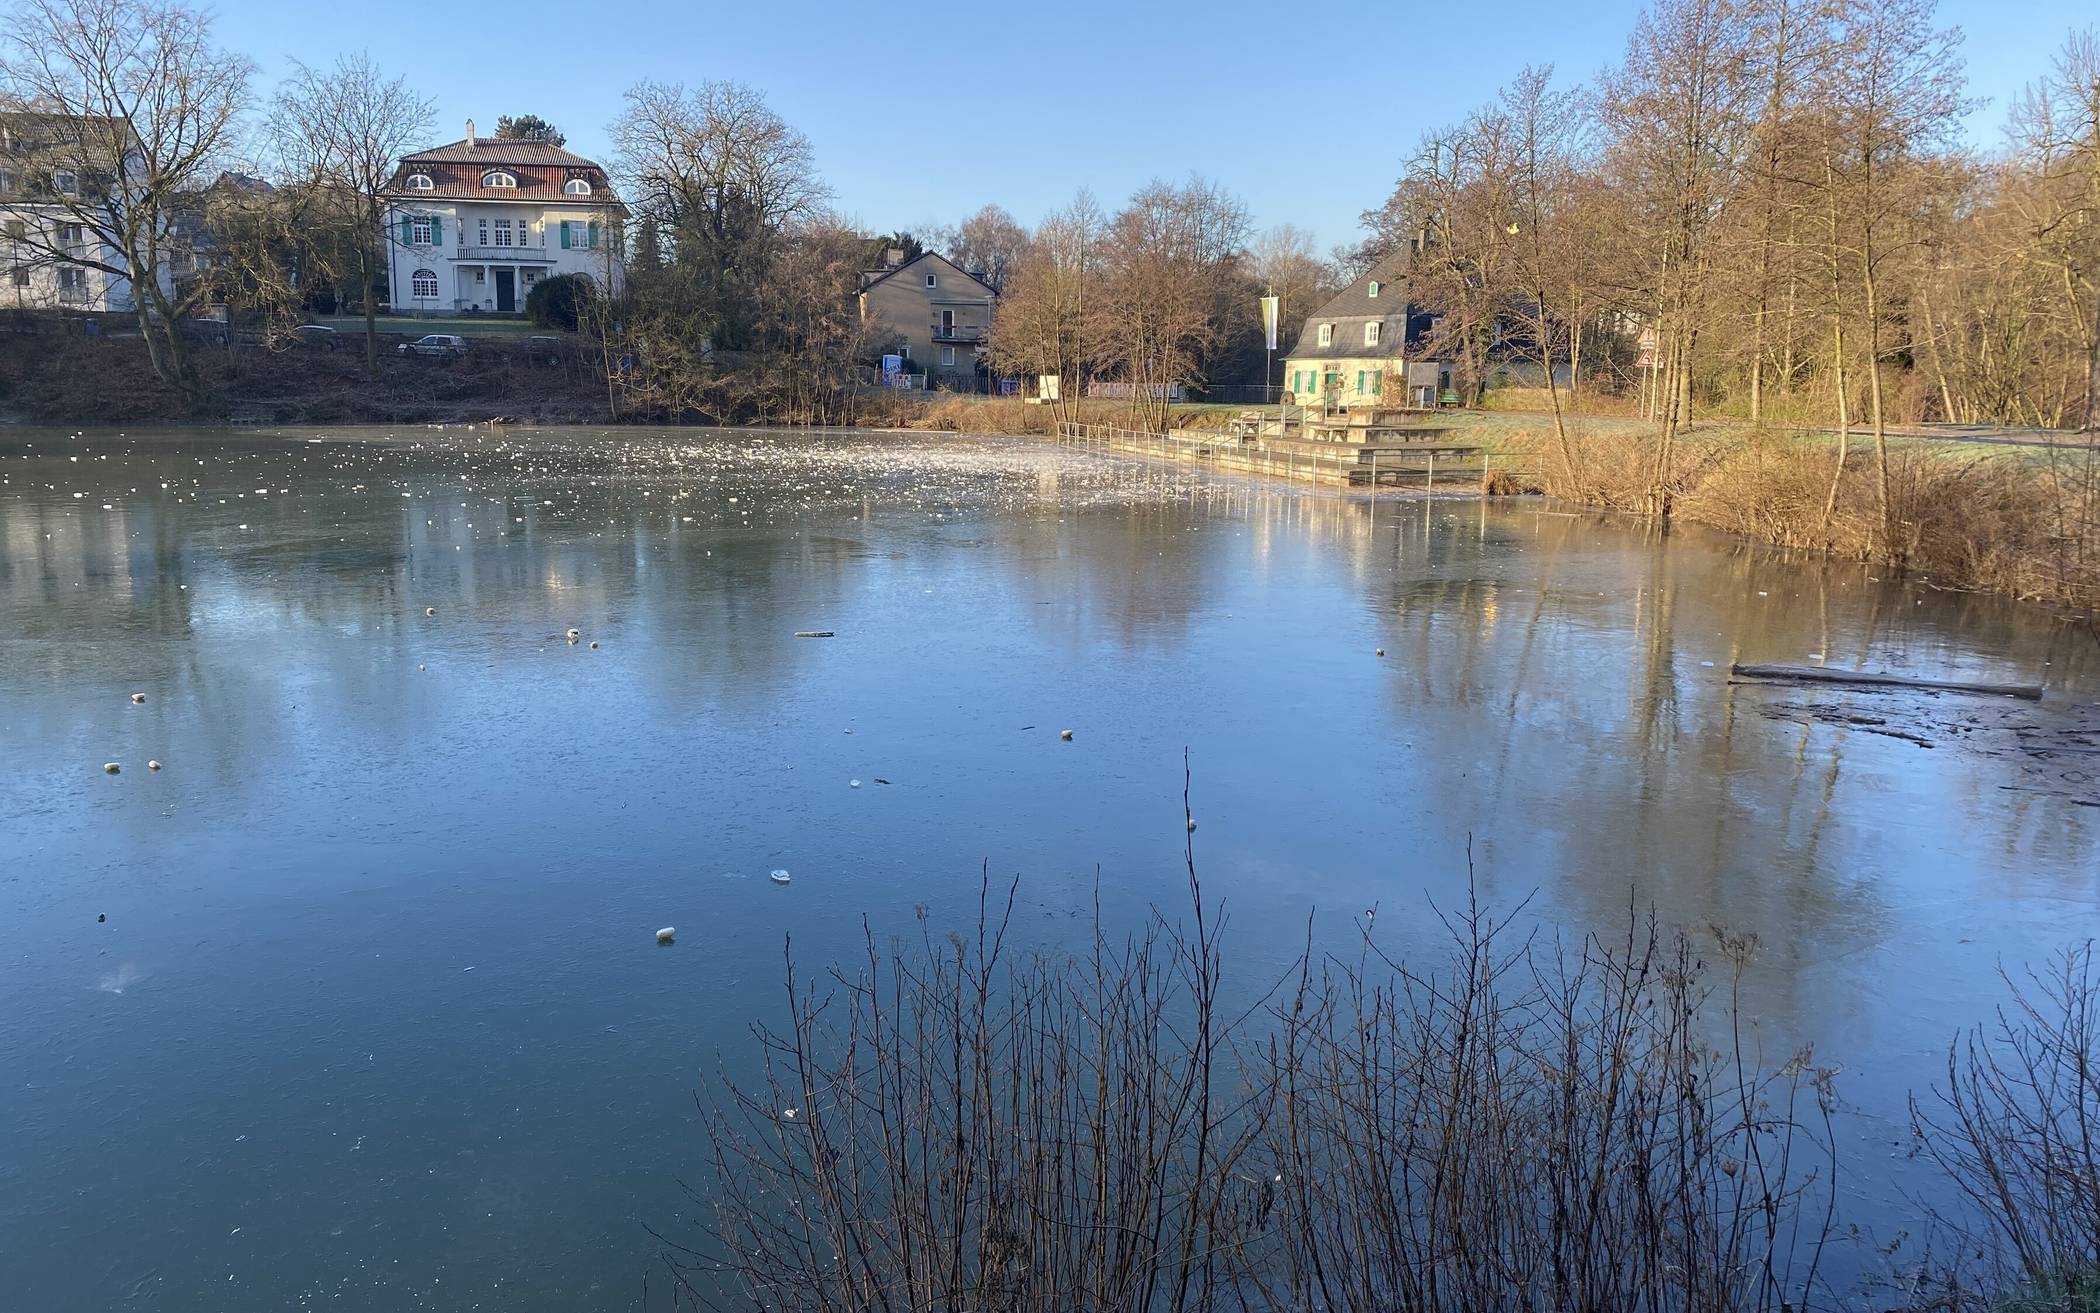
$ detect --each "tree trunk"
[1917,288,1955,423]
[1821,312,1850,539]
[2085,278,2100,434]
[363,247,380,378]
[1863,235,1895,563]
[1749,293,1767,427]
[1750,2,1794,429]
[133,278,196,399]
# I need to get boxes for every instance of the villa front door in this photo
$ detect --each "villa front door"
[495,270,516,313]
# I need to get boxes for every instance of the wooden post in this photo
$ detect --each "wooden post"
[1428,452,1435,492]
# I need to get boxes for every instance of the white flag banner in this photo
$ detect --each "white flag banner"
[1260,296,1280,352]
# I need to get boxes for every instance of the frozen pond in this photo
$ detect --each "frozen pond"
[2,425,2096,1310]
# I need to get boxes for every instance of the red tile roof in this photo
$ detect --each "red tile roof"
[386,140,623,211]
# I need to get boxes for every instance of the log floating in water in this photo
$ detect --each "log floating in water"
[1730,663,2043,701]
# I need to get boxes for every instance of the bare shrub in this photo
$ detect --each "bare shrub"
[1912,943,2100,1305]
[1259,902,1835,1313]
[658,826,1839,1311]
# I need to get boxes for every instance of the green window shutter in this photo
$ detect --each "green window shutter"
[587,221,600,249]
[559,221,570,249]
[430,217,441,246]
[399,216,411,246]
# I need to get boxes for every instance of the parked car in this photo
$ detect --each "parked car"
[397,333,468,358]
[524,334,569,366]
[293,324,341,350]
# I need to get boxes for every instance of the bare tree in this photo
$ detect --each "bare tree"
[268,52,433,375]
[1503,67,1589,484]
[1820,0,1966,560]
[193,173,319,350]
[945,203,1028,293]
[1370,123,1511,407]
[1601,0,1758,512]
[2011,28,2100,434]
[610,79,825,350]
[0,0,252,396]
[744,213,884,424]
[1247,224,1338,396]
[1092,178,1249,432]
[987,192,1101,428]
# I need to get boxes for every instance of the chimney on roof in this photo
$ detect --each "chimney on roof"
[466,118,476,147]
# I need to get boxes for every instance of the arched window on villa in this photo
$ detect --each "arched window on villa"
[481,170,518,189]
[410,268,438,299]
[563,178,591,196]
[406,173,434,191]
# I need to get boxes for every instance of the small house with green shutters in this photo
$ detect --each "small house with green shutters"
[382,120,624,316]
[1281,253,1446,411]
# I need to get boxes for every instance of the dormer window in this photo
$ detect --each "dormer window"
[1367,280,1380,298]
[481,170,518,189]
[406,173,434,191]
[1317,322,1333,347]
[53,170,77,195]
[563,178,591,196]
[1364,321,1381,347]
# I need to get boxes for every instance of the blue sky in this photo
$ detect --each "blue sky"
[217,0,2092,252]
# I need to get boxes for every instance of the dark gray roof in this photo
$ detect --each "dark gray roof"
[1285,252,1423,359]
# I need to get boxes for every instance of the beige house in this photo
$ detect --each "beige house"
[858,251,995,387]
[1282,254,1446,410]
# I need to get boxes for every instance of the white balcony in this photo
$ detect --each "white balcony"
[455,244,556,263]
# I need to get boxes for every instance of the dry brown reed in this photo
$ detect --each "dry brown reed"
[1515,425,2100,610]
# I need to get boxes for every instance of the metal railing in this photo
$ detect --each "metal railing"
[929,324,985,343]
[1054,420,1481,491]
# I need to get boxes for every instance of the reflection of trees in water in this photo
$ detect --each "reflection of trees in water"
[1335,498,2096,1040]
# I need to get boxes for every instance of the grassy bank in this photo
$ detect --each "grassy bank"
[1448,411,2100,611]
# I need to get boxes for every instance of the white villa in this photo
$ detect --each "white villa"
[382,121,624,316]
